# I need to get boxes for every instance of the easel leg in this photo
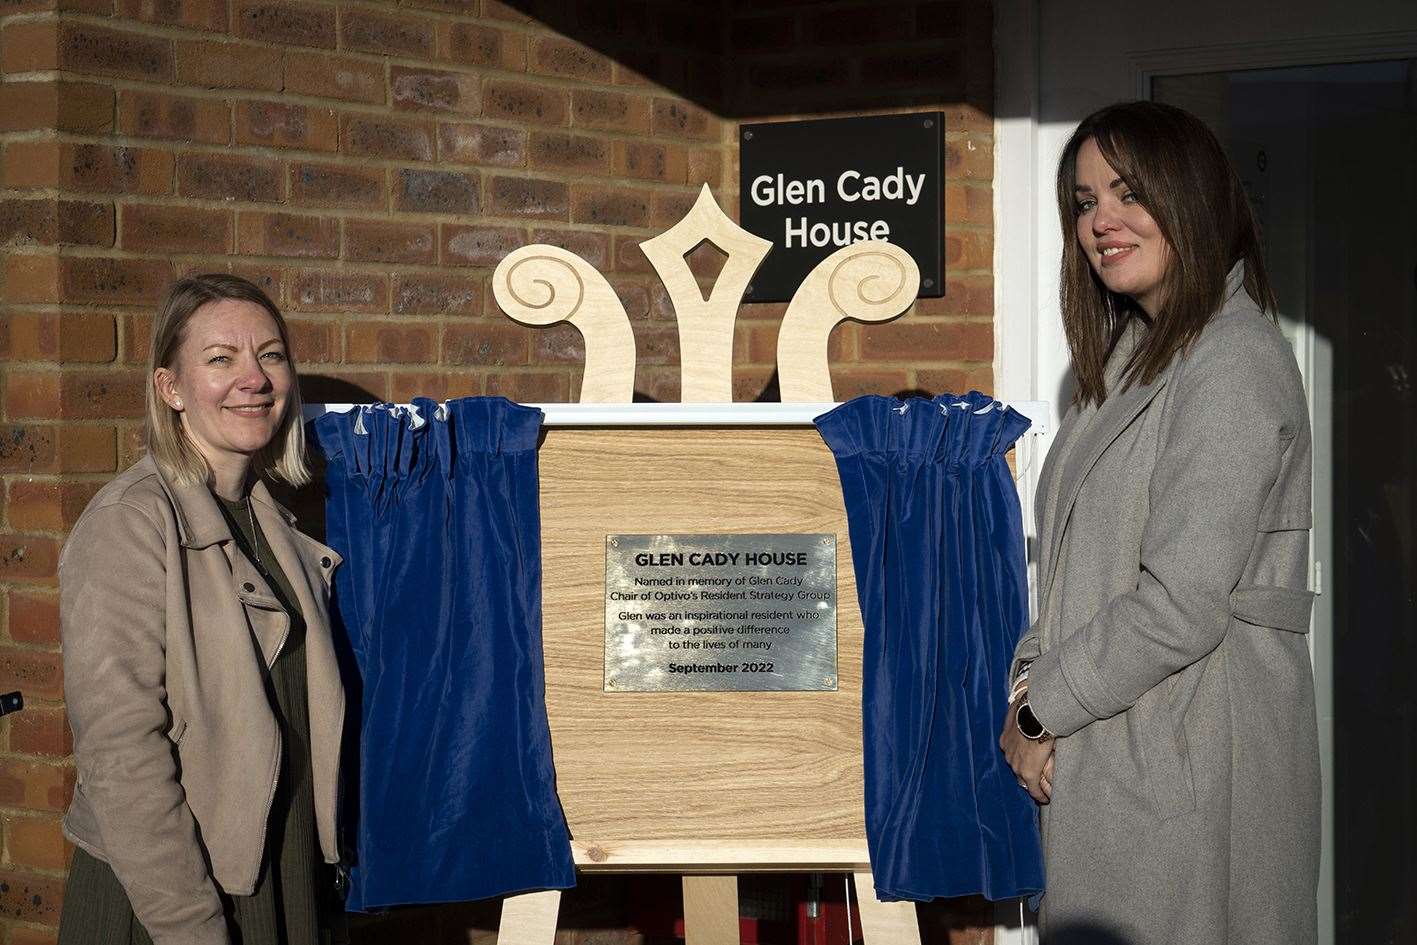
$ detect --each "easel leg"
[852,870,921,945]
[497,889,561,945]
[682,874,740,945]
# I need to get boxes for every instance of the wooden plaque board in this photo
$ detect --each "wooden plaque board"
[537,426,869,872]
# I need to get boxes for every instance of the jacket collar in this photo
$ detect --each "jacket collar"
[1039,316,1174,607]
[1223,259,1245,298]
[141,454,298,550]
[1038,260,1253,604]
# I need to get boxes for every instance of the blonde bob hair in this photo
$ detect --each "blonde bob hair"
[146,274,310,487]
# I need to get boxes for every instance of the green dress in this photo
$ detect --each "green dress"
[60,491,328,945]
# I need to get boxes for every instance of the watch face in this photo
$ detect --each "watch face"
[1017,702,1045,739]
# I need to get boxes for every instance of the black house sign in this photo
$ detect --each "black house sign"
[739,112,943,303]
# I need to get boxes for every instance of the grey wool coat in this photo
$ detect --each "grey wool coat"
[1012,266,1320,945]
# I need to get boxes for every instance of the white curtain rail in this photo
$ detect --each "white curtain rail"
[305,401,1051,434]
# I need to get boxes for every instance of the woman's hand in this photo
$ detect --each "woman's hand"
[1000,696,1055,804]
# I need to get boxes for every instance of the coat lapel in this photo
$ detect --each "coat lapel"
[250,483,346,864]
[148,457,289,661]
[249,482,342,691]
[1039,332,1179,609]
[1039,265,1253,606]
[249,482,319,620]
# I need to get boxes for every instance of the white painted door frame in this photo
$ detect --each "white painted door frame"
[991,5,1044,940]
[991,5,1417,943]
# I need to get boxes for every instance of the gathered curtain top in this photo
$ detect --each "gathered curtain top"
[815,391,1032,463]
[309,396,543,480]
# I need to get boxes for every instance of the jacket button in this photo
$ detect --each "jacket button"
[242,582,255,593]
[320,556,332,568]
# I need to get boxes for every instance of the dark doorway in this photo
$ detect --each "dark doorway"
[1156,59,1417,945]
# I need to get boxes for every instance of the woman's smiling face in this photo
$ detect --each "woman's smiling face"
[1073,136,1171,316]
[156,299,292,472]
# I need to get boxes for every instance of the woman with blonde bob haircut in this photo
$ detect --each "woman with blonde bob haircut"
[59,274,346,945]
[1000,102,1319,943]
[144,275,311,490]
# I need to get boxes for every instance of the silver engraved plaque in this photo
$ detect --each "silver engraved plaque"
[605,534,838,692]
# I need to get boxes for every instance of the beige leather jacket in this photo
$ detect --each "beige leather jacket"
[60,455,345,945]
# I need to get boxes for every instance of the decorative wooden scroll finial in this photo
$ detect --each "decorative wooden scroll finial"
[493,245,636,403]
[493,188,922,405]
[638,184,772,403]
[776,241,920,403]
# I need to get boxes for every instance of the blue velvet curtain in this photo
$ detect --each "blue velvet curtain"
[312,397,575,910]
[816,391,1044,903]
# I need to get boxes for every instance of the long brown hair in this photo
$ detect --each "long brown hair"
[147,273,310,486]
[1057,101,1277,406]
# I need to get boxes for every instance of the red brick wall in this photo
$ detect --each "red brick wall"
[0,0,995,939]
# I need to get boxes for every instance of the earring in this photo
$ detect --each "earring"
[174,399,183,409]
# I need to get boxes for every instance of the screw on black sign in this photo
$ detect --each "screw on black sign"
[739,112,943,303]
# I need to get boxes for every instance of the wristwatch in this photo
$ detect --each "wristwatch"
[1015,696,1052,742]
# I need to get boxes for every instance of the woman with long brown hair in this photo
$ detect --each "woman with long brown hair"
[58,274,345,944]
[1000,102,1319,943]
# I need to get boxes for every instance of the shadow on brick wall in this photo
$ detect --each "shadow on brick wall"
[496,0,992,123]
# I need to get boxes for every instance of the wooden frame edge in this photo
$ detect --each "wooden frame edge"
[572,839,872,873]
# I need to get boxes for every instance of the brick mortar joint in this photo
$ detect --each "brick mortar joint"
[0,860,73,879]
[0,74,68,88]
[31,129,730,180]
[53,5,538,38]
[853,357,995,365]
[0,305,147,318]
[0,420,117,428]
[0,10,58,25]
[0,187,70,202]
[329,0,621,35]
[333,112,727,148]
[901,313,996,322]
[0,474,107,485]
[0,742,71,759]
[0,133,65,153]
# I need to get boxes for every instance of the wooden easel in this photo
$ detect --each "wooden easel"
[489,186,925,944]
